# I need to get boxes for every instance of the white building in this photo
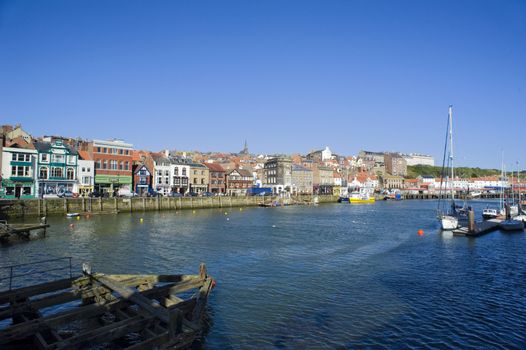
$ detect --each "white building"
[76,159,95,196]
[402,153,435,166]
[321,146,332,161]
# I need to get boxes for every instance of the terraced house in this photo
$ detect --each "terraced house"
[80,139,134,195]
[0,144,38,199]
[34,139,79,197]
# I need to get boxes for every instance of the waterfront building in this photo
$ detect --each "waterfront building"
[77,150,94,197]
[189,163,209,194]
[132,151,154,196]
[225,168,253,196]
[402,153,435,166]
[312,165,334,195]
[381,175,404,189]
[170,159,190,194]
[205,163,226,194]
[80,139,134,195]
[264,157,292,194]
[291,164,313,194]
[34,139,79,197]
[0,143,38,199]
[384,153,408,176]
[152,154,172,196]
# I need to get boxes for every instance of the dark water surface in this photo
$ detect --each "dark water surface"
[1,200,525,349]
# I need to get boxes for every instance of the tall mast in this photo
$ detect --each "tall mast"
[449,105,454,200]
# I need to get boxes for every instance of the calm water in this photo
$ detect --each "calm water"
[1,200,526,349]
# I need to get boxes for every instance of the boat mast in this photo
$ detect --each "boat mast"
[449,105,454,201]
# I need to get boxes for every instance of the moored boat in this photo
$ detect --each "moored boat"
[440,215,459,230]
[349,191,375,204]
[482,207,500,220]
[499,219,524,232]
[66,212,80,218]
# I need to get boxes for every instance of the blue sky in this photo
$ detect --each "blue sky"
[0,0,525,169]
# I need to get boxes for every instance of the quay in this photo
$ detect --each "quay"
[0,195,333,219]
[0,219,49,242]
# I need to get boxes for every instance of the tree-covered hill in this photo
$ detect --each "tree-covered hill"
[406,165,501,179]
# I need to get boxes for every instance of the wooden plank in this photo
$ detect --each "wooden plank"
[191,278,213,322]
[0,278,77,304]
[0,298,130,344]
[90,274,170,324]
[0,290,80,321]
[53,315,155,350]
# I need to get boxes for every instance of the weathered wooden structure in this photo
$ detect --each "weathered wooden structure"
[0,219,49,243]
[0,262,215,349]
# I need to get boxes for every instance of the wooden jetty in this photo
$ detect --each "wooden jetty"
[0,262,215,349]
[0,219,49,242]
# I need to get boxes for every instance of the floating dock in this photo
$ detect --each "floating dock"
[0,261,214,349]
[0,219,49,242]
[453,219,502,237]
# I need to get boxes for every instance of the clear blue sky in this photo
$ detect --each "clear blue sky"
[1,0,525,169]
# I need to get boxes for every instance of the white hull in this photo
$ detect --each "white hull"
[440,215,458,230]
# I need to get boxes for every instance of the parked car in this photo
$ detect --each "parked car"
[201,192,214,197]
[169,192,183,197]
[119,192,138,198]
[58,191,75,198]
[43,193,59,199]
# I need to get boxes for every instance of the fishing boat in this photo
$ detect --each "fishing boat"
[437,106,464,230]
[500,219,524,231]
[337,196,350,203]
[66,212,80,218]
[0,261,215,349]
[349,191,375,204]
[482,207,500,220]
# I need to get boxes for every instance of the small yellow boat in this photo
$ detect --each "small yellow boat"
[348,191,375,204]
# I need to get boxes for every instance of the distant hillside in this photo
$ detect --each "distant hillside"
[406,165,501,179]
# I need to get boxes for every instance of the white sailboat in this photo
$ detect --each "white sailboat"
[437,105,459,230]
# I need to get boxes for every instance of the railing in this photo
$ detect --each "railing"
[0,257,73,291]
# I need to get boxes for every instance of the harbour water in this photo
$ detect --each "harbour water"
[1,200,525,349]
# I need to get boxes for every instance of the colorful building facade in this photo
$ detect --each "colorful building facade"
[1,146,38,199]
[34,140,78,197]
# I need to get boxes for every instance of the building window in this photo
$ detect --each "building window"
[51,167,63,178]
[174,167,179,175]
[40,167,48,179]
[118,161,123,170]
[103,160,108,169]
[95,160,101,169]
[67,155,76,164]
[5,187,14,196]
[97,147,101,153]
[119,149,123,155]
[193,178,197,184]
[12,153,16,161]
[182,168,186,176]
[103,148,107,153]
[125,162,129,170]
[110,160,117,170]
[23,187,31,195]
[41,154,49,162]
[201,178,205,185]
[51,154,65,163]
[164,170,170,176]
[87,167,91,172]
[66,168,75,180]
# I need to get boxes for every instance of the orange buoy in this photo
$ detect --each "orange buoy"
[418,229,424,236]
[69,224,74,228]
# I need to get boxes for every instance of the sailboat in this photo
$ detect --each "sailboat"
[437,106,466,230]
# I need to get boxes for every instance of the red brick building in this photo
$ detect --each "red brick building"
[205,163,226,194]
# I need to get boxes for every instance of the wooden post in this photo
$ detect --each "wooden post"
[156,195,160,211]
[130,197,133,212]
[82,197,86,212]
[468,209,475,233]
[64,198,68,214]
[142,197,146,211]
[99,197,103,211]
[43,199,47,216]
